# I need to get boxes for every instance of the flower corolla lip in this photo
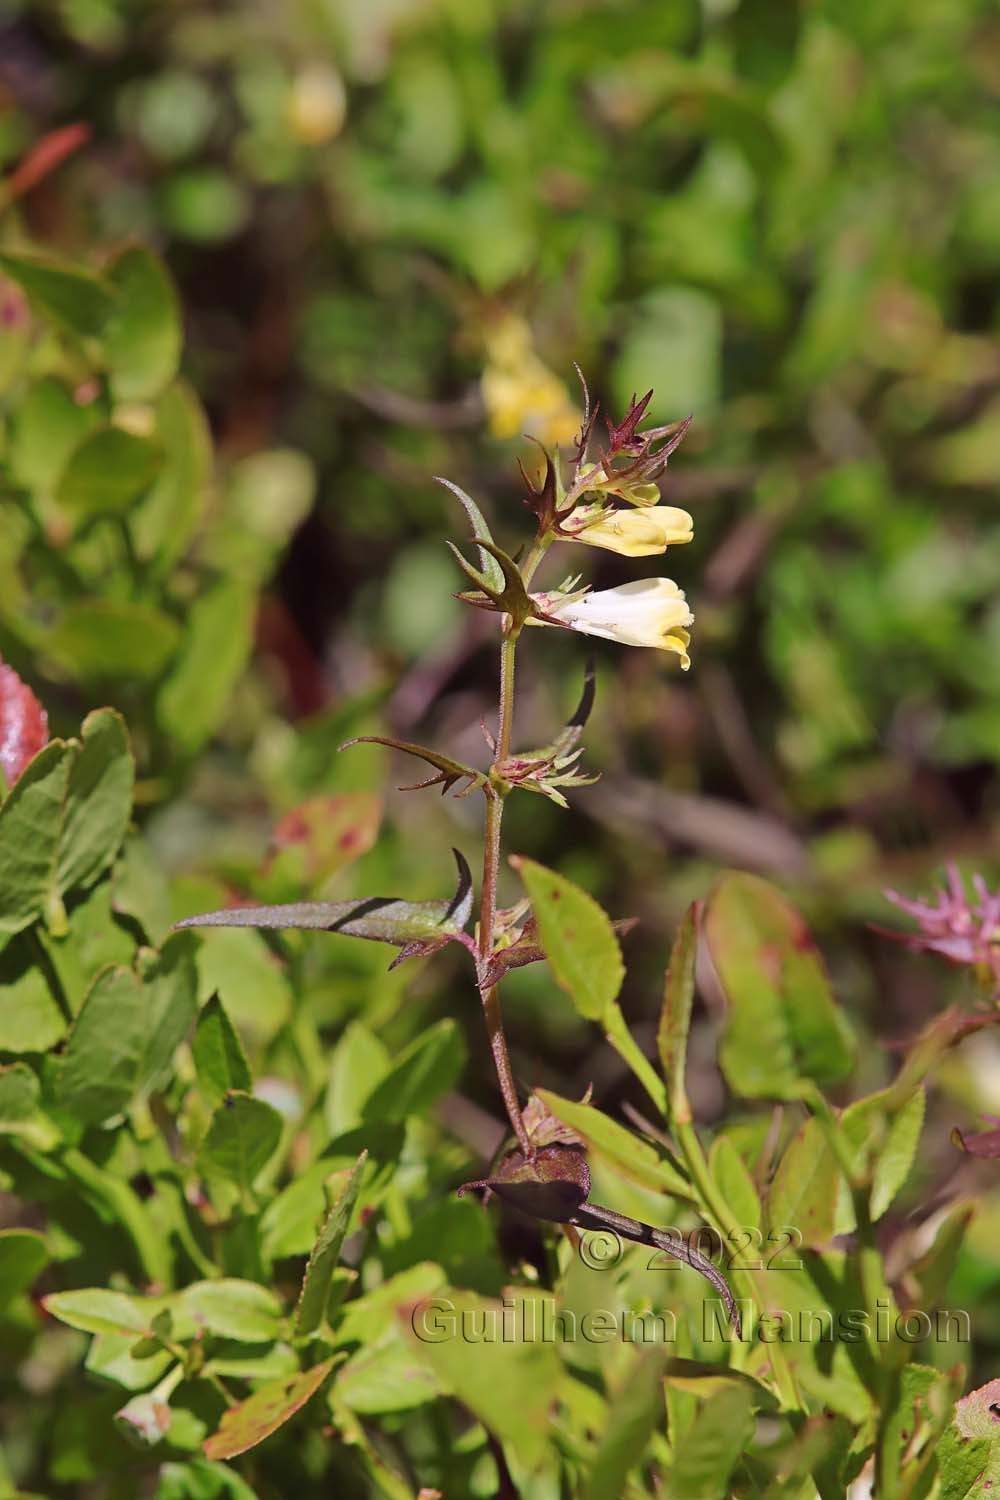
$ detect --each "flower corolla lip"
[534,578,693,664]
[562,503,693,557]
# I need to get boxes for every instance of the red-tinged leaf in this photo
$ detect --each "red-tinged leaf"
[952,1124,1000,1159]
[605,389,654,452]
[267,793,381,881]
[0,659,49,787]
[4,123,91,202]
[203,1359,335,1460]
[953,1376,1000,1439]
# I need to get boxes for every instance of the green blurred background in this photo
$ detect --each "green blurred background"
[2,0,1000,1364]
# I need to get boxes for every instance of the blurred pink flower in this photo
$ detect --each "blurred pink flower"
[883,864,1000,986]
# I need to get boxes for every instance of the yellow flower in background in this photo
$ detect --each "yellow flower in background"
[531,578,694,666]
[561,501,693,557]
[481,316,580,446]
[287,64,347,145]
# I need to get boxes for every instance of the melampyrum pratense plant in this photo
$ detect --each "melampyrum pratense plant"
[180,385,745,1321]
[1,280,997,1494]
[173,386,1000,1495]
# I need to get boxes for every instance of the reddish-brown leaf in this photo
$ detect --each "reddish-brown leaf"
[203,1360,335,1460]
[4,124,91,202]
[0,659,49,787]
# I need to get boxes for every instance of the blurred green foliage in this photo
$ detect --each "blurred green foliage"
[1,0,1000,1493]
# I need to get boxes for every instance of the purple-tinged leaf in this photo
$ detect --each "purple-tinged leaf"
[952,1120,1000,1158]
[604,388,654,452]
[176,850,475,968]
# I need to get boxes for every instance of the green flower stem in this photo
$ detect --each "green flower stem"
[518,536,552,592]
[603,1009,668,1117]
[673,1118,804,1413]
[479,628,532,1155]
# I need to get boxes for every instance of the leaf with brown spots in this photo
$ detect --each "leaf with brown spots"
[266,792,382,887]
[203,1360,336,1460]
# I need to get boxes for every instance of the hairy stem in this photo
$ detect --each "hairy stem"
[479,629,531,1154]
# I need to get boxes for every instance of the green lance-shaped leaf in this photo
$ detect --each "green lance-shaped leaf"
[657,902,699,1125]
[435,476,504,592]
[202,1359,336,1461]
[512,857,664,1112]
[361,1020,465,1124]
[176,848,475,970]
[765,1117,839,1248]
[192,995,252,1107]
[703,872,855,1100]
[0,250,116,341]
[340,735,486,797]
[295,1151,366,1336]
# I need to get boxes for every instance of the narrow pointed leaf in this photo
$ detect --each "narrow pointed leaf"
[177,850,473,965]
[295,1151,366,1335]
[658,903,699,1124]
[341,736,486,796]
[478,539,535,625]
[192,995,252,1106]
[435,476,504,591]
[446,541,497,598]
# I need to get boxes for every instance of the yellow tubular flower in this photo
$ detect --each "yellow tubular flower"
[533,578,694,666]
[562,503,694,557]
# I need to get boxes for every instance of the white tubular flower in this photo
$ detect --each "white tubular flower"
[533,578,693,666]
[561,503,693,557]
